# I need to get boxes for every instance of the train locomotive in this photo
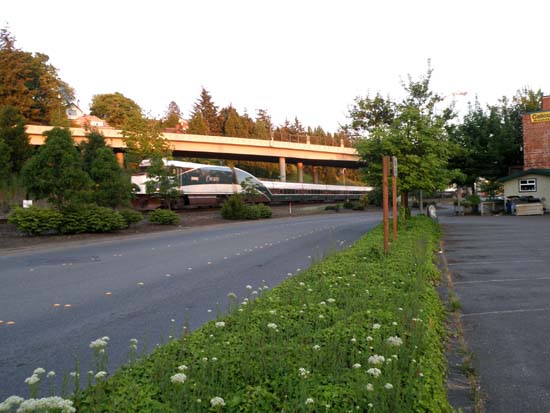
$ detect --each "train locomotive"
[131,160,371,210]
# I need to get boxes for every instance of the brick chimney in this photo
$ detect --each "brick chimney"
[542,95,550,111]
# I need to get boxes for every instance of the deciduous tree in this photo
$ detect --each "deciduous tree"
[90,92,142,128]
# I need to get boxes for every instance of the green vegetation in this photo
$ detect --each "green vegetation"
[67,217,449,412]
[89,92,142,128]
[220,194,272,220]
[7,206,63,235]
[148,209,180,225]
[119,208,144,226]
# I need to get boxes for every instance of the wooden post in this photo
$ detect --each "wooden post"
[382,155,390,254]
[392,156,398,242]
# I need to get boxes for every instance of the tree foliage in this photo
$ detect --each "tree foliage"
[0,28,74,124]
[144,157,179,209]
[163,101,182,128]
[189,88,222,135]
[89,147,132,208]
[21,127,91,208]
[89,92,142,127]
[350,64,458,196]
[0,105,32,173]
[122,115,171,166]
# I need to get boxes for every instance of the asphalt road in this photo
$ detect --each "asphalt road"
[0,211,380,400]
[441,213,550,413]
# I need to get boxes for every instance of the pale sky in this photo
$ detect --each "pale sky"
[3,0,549,132]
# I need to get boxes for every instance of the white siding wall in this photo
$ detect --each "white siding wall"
[503,174,550,210]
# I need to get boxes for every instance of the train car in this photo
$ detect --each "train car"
[132,159,371,209]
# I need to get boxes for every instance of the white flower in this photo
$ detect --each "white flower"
[305,398,314,405]
[392,321,398,326]
[245,285,252,290]
[372,323,381,329]
[312,345,321,350]
[215,321,225,328]
[319,301,326,305]
[0,395,24,410]
[89,338,108,350]
[227,292,237,299]
[350,337,357,343]
[298,367,310,378]
[101,336,110,342]
[178,365,188,371]
[47,371,55,378]
[299,282,305,286]
[130,338,138,345]
[352,363,361,369]
[24,375,40,385]
[16,397,76,413]
[210,396,225,407]
[366,336,373,342]
[318,314,324,319]
[69,372,79,378]
[327,298,336,303]
[267,323,278,329]
[368,355,385,365]
[202,357,208,362]
[212,357,218,361]
[384,383,393,390]
[33,368,45,375]
[366,383,374,391]
[170,373,187,384]
[387,336,403,346]
[94,371,107,380]
[367,368,382,377]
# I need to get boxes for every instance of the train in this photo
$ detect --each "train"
[131,160,372,210]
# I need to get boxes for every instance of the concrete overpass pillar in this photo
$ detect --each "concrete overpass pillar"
[116,152,124,167]
[313,166,319,184]
[279,157,286,182]
[297,162,304,183]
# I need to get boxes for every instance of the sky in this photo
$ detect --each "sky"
[3,0,549,132]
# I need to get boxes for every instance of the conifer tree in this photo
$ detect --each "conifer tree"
[0,105,31,173]
[187,112,209,135]
[163,101,182,129]
[190,88,221,135]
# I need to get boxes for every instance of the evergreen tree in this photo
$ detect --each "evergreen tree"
[79,130,107,173]
[186,112,209,135]
[22,127,91,208]
[89,147,131,208]
[253,109,272,139]
[0,105,32,173]
[0,139,11,187]
[190,88,221,135]
[163,101,182,129]
[90,92,142,128]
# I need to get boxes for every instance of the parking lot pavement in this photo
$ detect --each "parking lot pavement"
[440,214,550,413]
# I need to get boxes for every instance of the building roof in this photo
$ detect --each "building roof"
[498,169,550,182]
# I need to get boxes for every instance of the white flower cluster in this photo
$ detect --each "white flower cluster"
[0,396,24,411]
[327,298,336,303]
[95,371,107,380]
[387,336,403,346]
[170,373,187,384]
[16,397,75,413]
[267,323,278,330]
[305,398,314,405]
[215,321,226,328]
[24,375,40,386]
[352,363,362,369]
[178,365,188,371]
[372,323,381,330]
[89,337,109,350]
[367,367,382,377]
[384,383,393,390]
[298,367,310,378]
[210,396,225,407]
[368,355,385,365]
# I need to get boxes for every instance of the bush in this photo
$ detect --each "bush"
[8,206,63,235]
[221,194,248,220]
[119,208,143,226]
[59,205,126,234]
[221,196,271,220]
[148,209,180,225]
[325,204,341,212]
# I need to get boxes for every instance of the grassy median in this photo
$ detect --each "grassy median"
[72,216,449,413]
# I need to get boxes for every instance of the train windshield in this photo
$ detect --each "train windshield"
[180,166,234,186]
[234,168,272,198]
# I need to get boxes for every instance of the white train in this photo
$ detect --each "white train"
[131,160,371,209]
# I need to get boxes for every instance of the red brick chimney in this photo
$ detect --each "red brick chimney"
[523,96,550,170]
[542,95,550,111]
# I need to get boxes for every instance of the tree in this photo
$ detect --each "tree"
[253,109,272,139]
[221,106,248,137]
[0,28,75,124]
[144,156,179,209]
[121,115,171,167]
[351,64,457,205]
[186,112,209,135]
[79,130,107,173]
[189,88,221,135]
[89,92,142,128]
[0,105,32,173]
[163,101,182,129]
[89,147,132,208]
[21,127,91,208]
[0,139,11,187]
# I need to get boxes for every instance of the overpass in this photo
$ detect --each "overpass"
[25,125,364,183]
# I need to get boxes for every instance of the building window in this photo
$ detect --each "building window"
[519,178,537,192]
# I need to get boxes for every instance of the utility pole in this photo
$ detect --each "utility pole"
[392,156,398,242]
[382,155,390,253]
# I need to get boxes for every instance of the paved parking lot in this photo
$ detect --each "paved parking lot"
[441,214,550,413]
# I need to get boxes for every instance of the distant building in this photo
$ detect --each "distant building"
[71,114,112,129]
[66,103,85,120]
[164,118,189,134]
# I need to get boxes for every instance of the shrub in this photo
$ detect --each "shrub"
[119,208,143,226]
[325,204,341,212]
[8,206,63,235]
[254,203,272,218]
[59,205,126,234]
[148,209,180,225]
[221,194,247,220]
